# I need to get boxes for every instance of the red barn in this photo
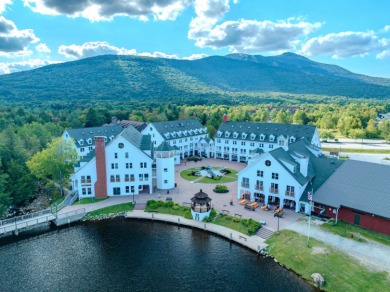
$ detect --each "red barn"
[313,160,390,236]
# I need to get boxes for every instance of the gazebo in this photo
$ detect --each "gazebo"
[191,189,212,221]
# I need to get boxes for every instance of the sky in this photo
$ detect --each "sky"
[1,0,390,77]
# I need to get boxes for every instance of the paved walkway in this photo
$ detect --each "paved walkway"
[286,219,390,274]
[126,210,267,253]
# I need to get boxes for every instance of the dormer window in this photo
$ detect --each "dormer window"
[217,131,222,137]
[79,139,84,145]
[194,129,198,134]
[250,133,256,140]
[104,137,107,142]
[164,133,170,139]
[189,130,194,135]
[290,136,296,143]
[269,135,275,142]
[87,138,92,145]
[183,130,187,136]
[259,134,265,141]
[177,131,182,137]
[171,132,176,138]
[233,132,238,138]
[110,135,114,141]
[225,131,230,138]
[242,132,247,139]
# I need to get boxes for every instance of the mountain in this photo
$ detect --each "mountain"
[0,53,389,104]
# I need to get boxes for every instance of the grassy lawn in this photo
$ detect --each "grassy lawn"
[213,215,260,236]
[266,230,390,291]
[179,168,199,181]
[73,198,107,205]
[180,167,238,184]
[322,147,390,154]
[85,202,134,218]
[321,220,390,246]
[144,205,190,217]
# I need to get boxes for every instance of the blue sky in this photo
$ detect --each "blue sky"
[1,0,390,77]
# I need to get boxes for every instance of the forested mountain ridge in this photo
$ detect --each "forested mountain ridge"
[0,53,389,103]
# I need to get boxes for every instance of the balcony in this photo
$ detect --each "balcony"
[285,191,295,197]
[255,185,264,191]
[241,182,250,188]
[269,187,279,194]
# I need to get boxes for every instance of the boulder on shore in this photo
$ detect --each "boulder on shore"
[311,273,325,287]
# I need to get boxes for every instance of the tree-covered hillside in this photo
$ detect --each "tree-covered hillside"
[0,53,389,103]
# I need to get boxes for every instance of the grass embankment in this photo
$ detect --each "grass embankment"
[266,230,389,291]
[322,147,390,154]
[73,198,107,205]
[321,220,390,246]
[84,202,134,219]
[144,200,260,236]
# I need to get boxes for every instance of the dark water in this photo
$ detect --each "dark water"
[0,219,315,292]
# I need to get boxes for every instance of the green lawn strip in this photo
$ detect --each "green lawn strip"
[144,205,190,217]
[197,175,236,183]
[73,198,107,205]
[265,230,389,291]
[321,220,390,246]
[213,215,261,236]
[180,168,199,181]
[85,202,134,218]
[322,147,390,154]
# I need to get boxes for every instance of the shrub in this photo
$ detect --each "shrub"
[224,169,231,174]
[163,201,174,208]
[225,215,233,221]
[172,205,179,210]
[233,217,240,223]
[184,209,192,219]
[209,208,217,220]
[213,185,228,193]
[146,200,159,210]
[157,200,164,207]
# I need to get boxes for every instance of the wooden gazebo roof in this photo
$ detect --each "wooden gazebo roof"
[191,189,212,204]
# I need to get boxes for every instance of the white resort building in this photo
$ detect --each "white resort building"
[237,138,342,213]
[142,119,213,163]
[214,115,320,162]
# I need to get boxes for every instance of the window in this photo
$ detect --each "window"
[139,174,144,181]
[110,175,115,182]
[115,175,120,182]
[111,163,118,169]
[81,175,91,184]
[125,174,130,182]
[257,170,263,177]
[125,186,130,193]
[80,148,85,152]
[217,139,221,143]
[164,180,168,184]
[130,174,135,181]
[241,141,246,146]
[118,143,124,149]
[269,144,274,149]
[82,188,86,195]
[259,143,264,148]
[114,153,118,159]
[89,146,93,151]
[164,168,168,172]
[140,162,147,168]
[125,152,129,158]
[286,186,295,196]
[233,141,237,145]
[265,160,271,166]
[225,140,229,144]
[270,183,279,193]
[126,163,132,169]
[113,187,121,195]
[250,142,255,147]
[145,174,149,181]
[131,186,135,193]
[272,173,279,180]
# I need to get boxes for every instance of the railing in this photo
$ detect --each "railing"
[269,188,279,194]
[56,208,86,220]
[52,190,78,212]
[0,209,52,227]
[241,182,250,188]
[255,185,264,191]
[285,191,295,197]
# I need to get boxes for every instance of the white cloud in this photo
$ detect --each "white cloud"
[301,31,390,58]
[183,53,208,60]
[189,18,321,53]
[23,0,191,22]
[0,0,12,14]
[0,58,59,74]
[0,16,39,57]
[58,41,136,58]
[384,25,390,32]
[138,51,179,59]
[35,43,51,53]
[377,50,390,59]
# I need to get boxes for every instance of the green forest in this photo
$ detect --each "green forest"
[1,99,390,217]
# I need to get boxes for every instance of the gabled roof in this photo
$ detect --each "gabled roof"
[313,160,390,219]
[121,126,151,151]
[105,120,148,132]
[151,119,206,140]
[65,125,123,148]
[191,189,212,204]
[155,141,175,152]
[216,121,316,143]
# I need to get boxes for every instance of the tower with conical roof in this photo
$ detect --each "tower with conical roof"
[155,141,175,190]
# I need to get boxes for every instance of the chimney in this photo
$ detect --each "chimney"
[111,116,118,125]
[94,136,108,199]
[299,156,309,177]
[223,113,229,123]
